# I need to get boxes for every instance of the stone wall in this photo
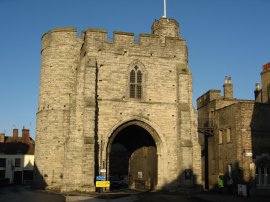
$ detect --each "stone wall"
[197,76,270,191]
[34,18,201,192]
[34,28,82,190]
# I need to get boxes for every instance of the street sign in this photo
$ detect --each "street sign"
[96,181,110,188]
[96,176,106,181]
[244,152,252,157]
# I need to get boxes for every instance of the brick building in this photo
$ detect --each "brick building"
[0,128,35,184]
[34,17,201,192]
[197,63,270,193]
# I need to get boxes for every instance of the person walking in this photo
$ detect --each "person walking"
[217,175,224,194]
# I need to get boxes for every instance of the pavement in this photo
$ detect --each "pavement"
[3,185,269,202]
[191,192,270,202]
[65,190,270,202]
[65,190,138,202]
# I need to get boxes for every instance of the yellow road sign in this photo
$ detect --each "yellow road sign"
[96,181,110,188]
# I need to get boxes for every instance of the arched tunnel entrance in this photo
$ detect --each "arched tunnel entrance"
[108,124,157,190]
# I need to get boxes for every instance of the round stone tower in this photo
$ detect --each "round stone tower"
[34,28,81,189]
[151,17,180,42]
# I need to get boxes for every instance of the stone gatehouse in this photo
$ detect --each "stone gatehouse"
[34,17,201,192]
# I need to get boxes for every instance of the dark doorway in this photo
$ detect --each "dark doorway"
[14,171,22,184]
[109,124,157,190]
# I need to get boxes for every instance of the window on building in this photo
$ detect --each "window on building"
[130,66,142,99]
[15,158,21,168]
[0,158,6,168]
[130,70,135,98]
[226,128,231,143]
[256,166,270,187]
[218,130,223,144]
[227,164,232,176]
[0,170,5,179]
[209,111,214,127]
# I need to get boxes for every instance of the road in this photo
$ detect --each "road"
[0,186,206,202]
[66,191,205,202]
[0,185,65,202]
[3,186,267,202]
[0,186,199,202]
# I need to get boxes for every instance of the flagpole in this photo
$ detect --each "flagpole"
[163,0,167,18]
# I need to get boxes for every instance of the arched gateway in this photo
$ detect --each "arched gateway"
[107,120,162,190]
[34,16,202,192]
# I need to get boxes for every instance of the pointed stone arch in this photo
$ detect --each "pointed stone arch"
[107,119,164,154]
[106,118,166,190]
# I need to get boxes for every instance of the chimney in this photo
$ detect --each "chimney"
[263,62,270,72]
[22,128,30,143]
[223,76,234,99]
[0,133,5,143]
[254,83,261,102]
[13,128,19,141]
[261,62,270,103]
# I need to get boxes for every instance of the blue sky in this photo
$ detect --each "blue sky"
[0,0,269,138]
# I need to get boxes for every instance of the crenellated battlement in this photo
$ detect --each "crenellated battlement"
[83,27,185,44]
[41,21,186,59]
[41,17,185,58]
[82,27,186,58]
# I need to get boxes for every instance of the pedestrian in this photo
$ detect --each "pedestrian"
[227,176,234,194]
[217,175,224,194]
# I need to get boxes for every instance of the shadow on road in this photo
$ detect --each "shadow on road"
[0,185,65,202]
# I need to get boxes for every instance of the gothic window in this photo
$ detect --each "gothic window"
[130,70,136,98]
[130,66,142,99]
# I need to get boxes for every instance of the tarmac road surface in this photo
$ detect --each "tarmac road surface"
[66,191,205,202]
[0,185,65,202]
[1,186,269,202]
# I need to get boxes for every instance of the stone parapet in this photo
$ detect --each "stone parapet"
[197,90,221,109]
[41,27,80,51]
[82,28,186,60]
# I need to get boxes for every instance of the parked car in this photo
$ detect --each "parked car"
[109,175,128,189]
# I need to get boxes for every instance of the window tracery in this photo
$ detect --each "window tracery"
[130,66,142,99]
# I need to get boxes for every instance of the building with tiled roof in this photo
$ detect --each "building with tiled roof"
[0,128,35,185]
